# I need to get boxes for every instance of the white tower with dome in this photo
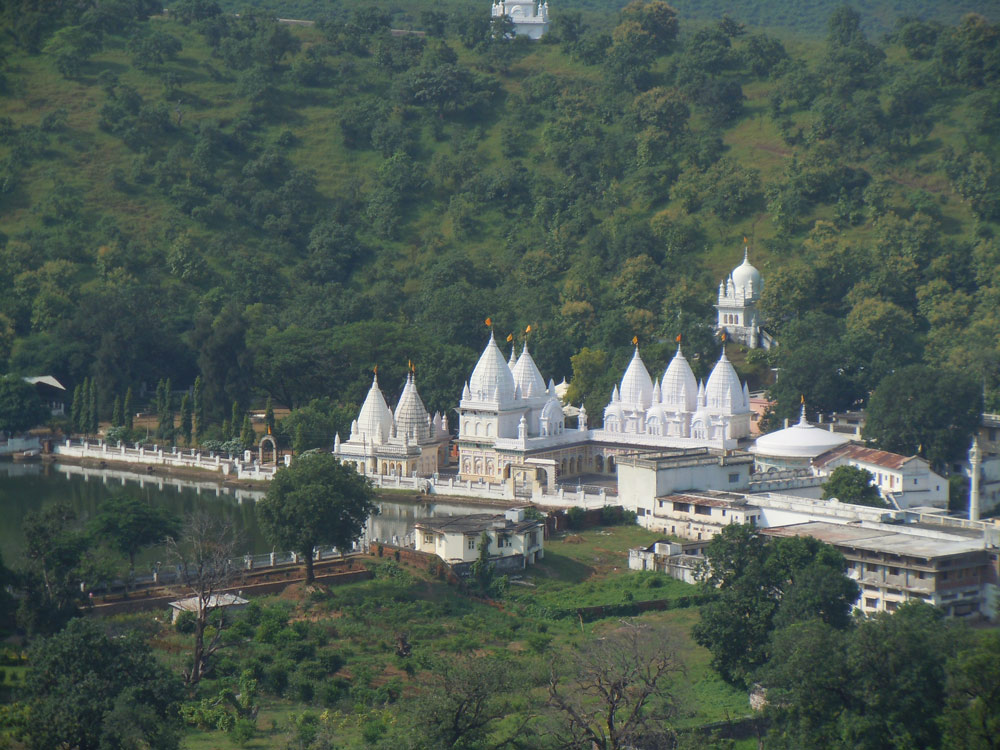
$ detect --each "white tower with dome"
[716,245,770,349]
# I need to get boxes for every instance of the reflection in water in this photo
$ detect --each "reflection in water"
[0,462,506,566]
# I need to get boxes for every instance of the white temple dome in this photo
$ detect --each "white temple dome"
[393,373,430,441]
[751,408,852,459]
[618,348,654,410]
[468,334,516,404]
[354,374,394,444]
[512,344,547,399]
[730,249,762,297]
[661,347,698,412]
[705,352,746,411]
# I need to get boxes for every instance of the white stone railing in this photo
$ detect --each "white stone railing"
[54,439,284,482]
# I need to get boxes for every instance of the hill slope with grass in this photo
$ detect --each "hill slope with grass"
[0,0,998,459]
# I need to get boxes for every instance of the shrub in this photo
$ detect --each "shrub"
[567,506,586,529]
[230,718,256,745]
[174,610,196,634]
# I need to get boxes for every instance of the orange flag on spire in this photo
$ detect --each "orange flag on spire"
[743,236,748,244]
[374,364,378,376]
[525,325,532,334]
[485,317,492,328]
[801,394,805,404]
[506,333,513,342]
[632,335,639,346]
[676,334,682,343]
[721,332,727,342]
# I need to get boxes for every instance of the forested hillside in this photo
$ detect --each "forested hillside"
[1,0,999,459]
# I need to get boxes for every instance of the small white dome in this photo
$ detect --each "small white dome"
[394,373,431,442]
[662,347,698,412]
[618,348,654,411]
[468,334,516,404]
[541,397,564,431]
[705,351,746,413]
[512,343,547,399]
[730,249,762,298]
[752,408,852,459]
[354,375,394,445]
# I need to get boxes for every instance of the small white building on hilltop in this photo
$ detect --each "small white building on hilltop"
[492,0,549,39]
[334,372,451,477]
[716,248,772,349]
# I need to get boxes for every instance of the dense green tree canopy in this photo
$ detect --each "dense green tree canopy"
[0,376,48,434]
[20,618,183,750]
[693,524,859,687]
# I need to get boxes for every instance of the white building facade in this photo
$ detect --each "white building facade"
[812,443,948,509]
[492,0,549,39]
[716,248,771,349]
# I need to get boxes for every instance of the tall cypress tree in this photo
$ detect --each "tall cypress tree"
[111,396,122,428]
[265,396,275,435]
[179,394,192,447]
[230,401,240,440]
[70,384,83,434]
[87,379,97,435]
[192,376,203,440]
[240,415,254,449]
[124,388,134,431]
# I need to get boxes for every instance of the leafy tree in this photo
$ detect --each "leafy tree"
[89,494,179,574]
[43,25,101,79]
[19,618,183,750]
[0,375,47,434]
[111,394,122,428]
[864,364,983,468]
[258,453,376,584]
[70,383,83,432]
[821,465,886,507]
[693,524,858,687]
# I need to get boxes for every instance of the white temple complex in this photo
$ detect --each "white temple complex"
[491,0,549,39]
[337,249,763,488]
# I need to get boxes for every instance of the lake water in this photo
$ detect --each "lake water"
[0,461,505,568]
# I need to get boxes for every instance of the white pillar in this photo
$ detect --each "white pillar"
[969,438,982,522]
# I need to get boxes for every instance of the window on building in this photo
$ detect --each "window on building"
[637,508,647,516]
[889,567,900,576]
[527,532,537,547]
[658,500,665,508]
[694,505,712,516]
[468,537,476,550]
[673,502,691,513]
[913,478,918,485]
[423,534,433,544]
[864,597,879,609]
[728,473,740,483]
[721,509,727,517]
[886,601,897,612]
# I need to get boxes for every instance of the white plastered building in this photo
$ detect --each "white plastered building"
[491,0,549,39]
[334,373,451,477]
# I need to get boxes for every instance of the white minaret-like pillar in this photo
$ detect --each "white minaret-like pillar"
[969,437,982,522]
